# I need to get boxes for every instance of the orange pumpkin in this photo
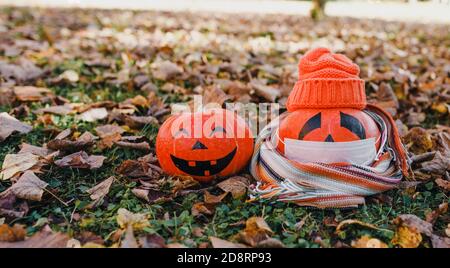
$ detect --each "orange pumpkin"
[277,108,381,155]
[156,109,254,182]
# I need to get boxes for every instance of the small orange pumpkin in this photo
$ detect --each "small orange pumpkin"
[156,109,254,182]
[277,108,381,155]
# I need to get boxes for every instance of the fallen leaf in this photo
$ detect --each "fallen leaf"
[420,151,450,175]
[10,171,48,201]
[256,237,285,248]
[131,188,170,203]
[351,235,388,248]
[47,131,96,152]
[250,80,280,102]
[18,143,52,158]
[0,112,32,142]
[392,226,422,248]
[0,87,15,106]
[191,202,215,217]
[402,127,434,155]
[430,234,450,248]
[119,115,159,129]
[0,153,40,181]
[13,86,53,102]
[209,236,248,248]
[117,157,163,179]
[202,85,232,107]
[152,60,183,80]
[86,176,114,207]
[217,176,250,199]
[235,217,273,247]
[393,214,433,236]
[34,104,74,116]
[0,224,26,242]
[0,225,69,248]
[54,151,105,169]
[138,233,166,248]
[204,191,228,204]
[374,82,399,116]
[57,70,79,83]
[76,107,108,122]
[116,208,149,230]
[114,136,151,151]
[0,190,28,219]
[120,225,139,248]
[0,58,44,83]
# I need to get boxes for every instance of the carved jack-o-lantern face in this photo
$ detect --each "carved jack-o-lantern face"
[277,108,381,154]
[156,109,253,182]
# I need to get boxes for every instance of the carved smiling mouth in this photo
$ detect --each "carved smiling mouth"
[170,147,237,177]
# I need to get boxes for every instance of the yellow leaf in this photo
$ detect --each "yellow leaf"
[392,226,422,248]
[352,235,388,248]
[116,208,149,230]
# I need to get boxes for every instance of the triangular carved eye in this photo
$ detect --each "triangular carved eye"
[340,112,366,139]
[298,112,321,140]
[324,134,334,142]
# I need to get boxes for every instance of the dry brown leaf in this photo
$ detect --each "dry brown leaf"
[18,143,52,158]
[120,115,159,129]
[114,136,151,151]
[0,153,40,181]
[13,86,53,102]
[0,225,69,248]
[435,178,450,191]
[191,202,215,217]
[86,176,114,204]
[420,151,450,175]
[250,80,281,102]
[402,127,434,155]
[217,176,250,199]
[152,60,183,80]
[204,191,228,204]
[351,235,388,248]
[95,124,125,149]
[256,237,285,248]
[54,151,105,169]
[209,236,248,248]
[117,157,163,179]
[0,112,32,142]
[0,87,15,106]
[374,82,399,116]
[47,131,96,152]
[235,217,273,247]
[138,234,166,248]
[10,171,48,201]
[34,104,74,116]
[430,234,450,248]
[0,189,28,219]
[202,85,232,107]
[131,188,170,203]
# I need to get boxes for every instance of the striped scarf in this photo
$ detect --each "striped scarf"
[250,104,409,208]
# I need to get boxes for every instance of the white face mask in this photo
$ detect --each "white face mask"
[283,137,377,166]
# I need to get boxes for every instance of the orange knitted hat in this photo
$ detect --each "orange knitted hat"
[286,47,366,111]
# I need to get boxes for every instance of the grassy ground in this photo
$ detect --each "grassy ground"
[0,7,449,248]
